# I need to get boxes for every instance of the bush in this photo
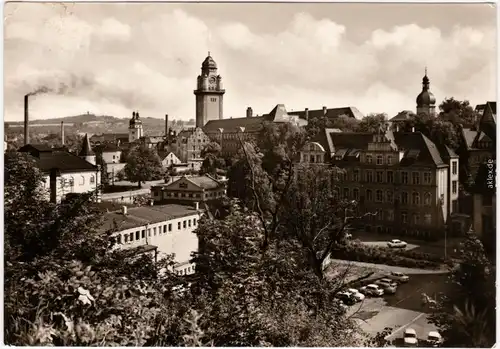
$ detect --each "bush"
[332,242,441,269]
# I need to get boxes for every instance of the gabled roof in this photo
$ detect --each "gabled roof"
[20,149,98,172]
[461,128,478,149]
[203,116,266,133]
[158,150,180,161]
[22,143,53,152]
[394,132,445,167]
[288,106,364,120]
[185,175,222,190]
[327,132,374,154]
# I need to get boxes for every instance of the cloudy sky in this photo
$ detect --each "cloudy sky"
[4,2,497,122]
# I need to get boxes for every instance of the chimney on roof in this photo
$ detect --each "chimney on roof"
[194,201,199,211]
[61,121,65,146]
[323,106,327,116]
[305,108,309,121]
[412,127,415,133]
[136,111,140,119]
[122,206,127,215]
[165,114,169,136]
[24,94,29,145]
[246,107,253,118]
[132,111,136,118]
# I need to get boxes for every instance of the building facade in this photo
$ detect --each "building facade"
[160,151,182,169]
[175,127,211,162]
[129,111,144,143]
[151,175,226,205]
[194,53,225,127]
[303,128,458,240]
[100,204,202,275]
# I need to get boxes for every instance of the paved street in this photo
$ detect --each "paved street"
[329,258,448,274]
[345,272,449,342]
[112,179,165,189]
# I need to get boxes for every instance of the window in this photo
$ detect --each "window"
[412,192,420,205]
[129,232,134,241]
[193,218,197,226]
[153,227,157,236]
[164,225,167,233]
[401,212,407,223]
[423,172,431,184]
[366,189,373,201]
[452,161,458,175]
[183,220,187,229]
[376,190,383,202]
[210,97,217,102]
[452,180,458,194]
[366,171,373,183]
[401,171,408,184]
[424,192,431,206]
[147,229,151,237]
[188,220,192,227]
[366,155,373,164]
[386,190,393,203]
[413,214,420,224]
[387,155,393,165]
[310,155,315,163]
[376,171,384,183]
[376,155,383,165]
[353,169,360,182]
[141,230,145,239]
[135,231,140,240]
[343,188,349,199]
[424,214,432,225]
[90,175,95,184]
[168,223,172,231]
[376,209,384,220]
[387,171,394,183]
[412,172,420,185]
[116,235,122,244]
[401,192,408,204]
[178,222,181,230]
[124,234,128,243]
[387,209,394,221]
[353,188,359,200]
[69,177,75,187]
[80,175,85,185]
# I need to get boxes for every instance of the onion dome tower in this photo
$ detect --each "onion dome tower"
[416,68,437,117]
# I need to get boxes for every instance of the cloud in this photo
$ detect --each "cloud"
[3,5,496,122]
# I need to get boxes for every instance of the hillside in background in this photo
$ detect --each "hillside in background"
[6,113,196,137]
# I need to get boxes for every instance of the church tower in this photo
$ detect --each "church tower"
[194,52,225,127]
[129,111,144,142]
[79,133,96,165]
[416,68,437,117]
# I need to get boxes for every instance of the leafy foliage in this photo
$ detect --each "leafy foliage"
[123,144,164,188]
[305,115,360,138]
[358,113,389,133]
[428,233,495,347]
[200,141,226,176]
[438,97,477,126]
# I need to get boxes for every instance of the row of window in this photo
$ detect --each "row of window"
[302,154,324,163]
[337,187,433,206]
[161,190,224,199]
[365,209,432,225]
[114,217,198,244]
[364,154,395,165]
[61,175,96,187]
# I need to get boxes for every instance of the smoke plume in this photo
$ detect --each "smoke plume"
[26,74,96,97]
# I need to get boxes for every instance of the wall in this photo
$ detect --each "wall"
[107,163,126,180]
[43,170,100,203]
[112,212,202,272]
[102,150,122,164]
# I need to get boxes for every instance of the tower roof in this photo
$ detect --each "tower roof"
[202,52,217,70]
[416,69,436,107]
[79,133,95,156]
[129,111,142,126]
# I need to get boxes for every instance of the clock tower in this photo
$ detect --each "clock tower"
[194,52,225,127]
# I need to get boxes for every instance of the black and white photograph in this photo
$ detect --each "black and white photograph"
[3,2,497,347]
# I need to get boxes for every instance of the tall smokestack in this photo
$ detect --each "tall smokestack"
[24,95,29,145]
[246,107,253,118]
[165,114,169,136]
[61,121,65,145]
[305,108,309,122]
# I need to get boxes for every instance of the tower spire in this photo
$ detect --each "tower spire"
[424,66,427,76]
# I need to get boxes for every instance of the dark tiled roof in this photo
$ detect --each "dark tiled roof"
[203,116,266,133]
[288,106,364,120]
[100,204,200,232]
[90,133,129,142]
[327,132,374,153]
[461,128,478,149]
[389,110,414,122]
[21,143,53,152]
[186,175,222,189]
[486,101,496,115]
[394,132,445,167]
[79,134,94,156]
[27,151,97,172]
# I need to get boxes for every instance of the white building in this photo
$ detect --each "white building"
[19,135,101,203]
[100,204,202,275]
[160,151,182,168]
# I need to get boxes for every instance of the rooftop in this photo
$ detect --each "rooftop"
[19,145,97,172]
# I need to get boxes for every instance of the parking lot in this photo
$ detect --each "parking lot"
[344,273,450,342]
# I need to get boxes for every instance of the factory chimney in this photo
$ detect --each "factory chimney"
[61,121,65,145]
[323,106,327,116]
[305,108,309,122]
[165,114,169,136]
[24,94,29,145]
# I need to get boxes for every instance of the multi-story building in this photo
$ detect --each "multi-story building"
[151,175,226,205]
[128,111,144,143]
[302,128,460,240]
[159,151,182,169]
[99,204,202,275]
[19,134,101,203]
[175,127,211,162]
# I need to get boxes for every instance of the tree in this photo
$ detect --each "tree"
[358,113,389,133]
[438,98,477,126]
[305,115,360,138]
[95,150,109,186]
[123,144,164,188]
[400,112,460,150]
[428,233,495,347]
[200,142,226,176]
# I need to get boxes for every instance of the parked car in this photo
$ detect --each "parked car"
[403,328,418,347]
[334,299,349,313]
[427,331,443,347]
[360,284,384,296]
[387,271,410,283]
[375,279,398,294]
[387,239,408,248]
[346,288,365,302]
[336,291,357,306]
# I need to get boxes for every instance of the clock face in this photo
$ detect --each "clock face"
[209,76,216,84]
